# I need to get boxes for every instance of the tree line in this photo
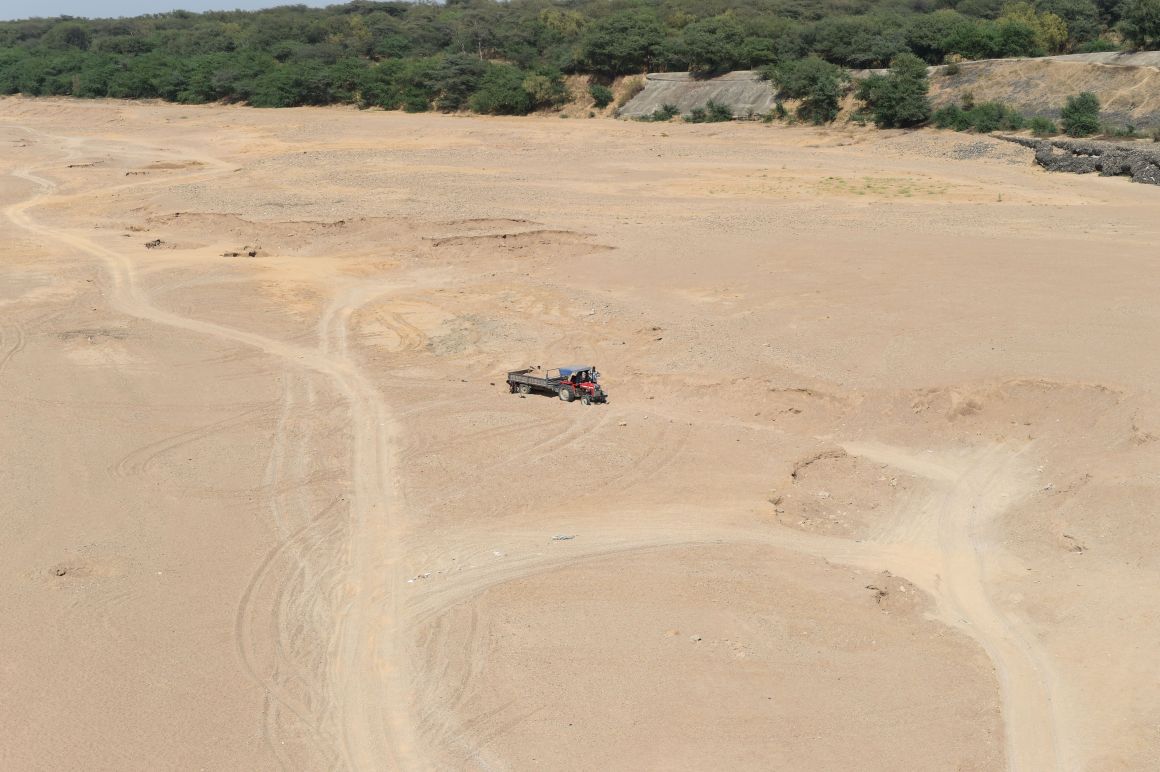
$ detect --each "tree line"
[0,0,1157,113]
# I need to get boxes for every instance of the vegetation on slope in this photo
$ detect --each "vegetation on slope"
[0,0,1154,113]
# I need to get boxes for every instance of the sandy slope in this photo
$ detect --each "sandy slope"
[2,97,1159,771]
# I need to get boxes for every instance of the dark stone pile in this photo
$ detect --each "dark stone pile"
[1000,135,1160,186]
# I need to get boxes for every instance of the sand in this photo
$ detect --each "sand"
[2,97,1159,771]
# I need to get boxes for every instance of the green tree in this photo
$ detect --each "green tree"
[857,52,931,128]
[1000,2,1069,53]
[682,15,745,75]
[429,53,487,111]
[768,56,846,124]
[1036,0,1102,46]
[521,71,564,108]
[1060,91,1101,135]
[469,63,533,115]
[580,10,665,77]
[1120,0,1160,48]
[905,10,972,63]
[42,22,91,51]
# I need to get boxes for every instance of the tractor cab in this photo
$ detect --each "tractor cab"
[557,366,598,390]
[554,366,606,404]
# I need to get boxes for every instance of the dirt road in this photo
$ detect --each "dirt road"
[3,98,1159,770]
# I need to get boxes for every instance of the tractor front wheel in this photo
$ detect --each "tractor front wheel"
[581,394,591,405]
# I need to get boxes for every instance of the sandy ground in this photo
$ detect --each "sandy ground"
[2,97,1159,771]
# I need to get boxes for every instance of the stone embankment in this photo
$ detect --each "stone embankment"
[1000,135,1160,186]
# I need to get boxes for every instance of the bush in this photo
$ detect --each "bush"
[1110,124,1141,137]
[932,101,1027,132]
[638,103,679,122]
[522,72,565,109]
[1029,116,1058,136]
[684,100,732,122]
[767,56,846,125]
[1060,91,1101,136]
[944,62,961,76]
[857,53,931,129]
[932,104,971,130]
[1075,38,1121,52]
[706,99,733,121]
[589,82,613,108]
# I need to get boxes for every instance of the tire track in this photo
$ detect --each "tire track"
[401,442,1058,771]
[0,323,25,382]
[6,132,419,771]
[840,441,1064,772]
[109,404,276,479]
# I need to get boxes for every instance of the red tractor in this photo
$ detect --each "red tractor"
[507,366,608,405]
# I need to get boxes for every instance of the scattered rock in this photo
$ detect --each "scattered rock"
[551,534,575,541]
[144,239,164,249]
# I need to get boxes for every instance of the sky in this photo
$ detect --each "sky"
[0,1,332,22]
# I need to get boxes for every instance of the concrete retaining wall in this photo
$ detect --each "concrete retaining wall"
[618,71,775,119]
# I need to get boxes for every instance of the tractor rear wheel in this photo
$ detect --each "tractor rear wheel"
[559,387,573,402]
[518,383,531,395]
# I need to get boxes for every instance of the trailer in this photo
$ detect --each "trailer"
[507,366,608,405]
